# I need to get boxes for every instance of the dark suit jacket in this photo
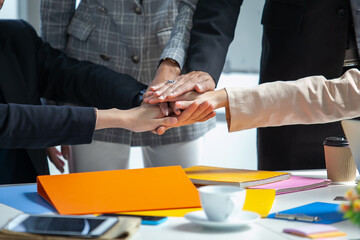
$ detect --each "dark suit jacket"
[0,20,146,183]
[186,0,360,170]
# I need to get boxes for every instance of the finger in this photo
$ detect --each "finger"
[47,150,65,173]
[160,81,197,100]
[158,116,178,126]
[193,105,215,121]
[156,125,172,135]
[150,81,167,91]
[186,101,211,120]
[195,81,214,93]
[169,102,181,115]
[153,83,174,98]
[145,95,164,104]
[61,145,71,160]
[197,111,217,122]
[159,102,170,116]
[174,100,194,110]
[176,102,199,122]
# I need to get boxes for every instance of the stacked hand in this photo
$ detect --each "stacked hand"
[142,60,217,134]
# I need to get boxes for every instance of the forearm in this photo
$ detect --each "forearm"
[95,109,128,130]
[186,0,243,83]
[0,104,95,148]
[225,69,360,132]
[160,0,198,69]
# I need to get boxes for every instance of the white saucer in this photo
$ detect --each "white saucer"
[184,210,260,229]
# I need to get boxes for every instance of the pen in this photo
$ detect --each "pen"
[274,213,321,222]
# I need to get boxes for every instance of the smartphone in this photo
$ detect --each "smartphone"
[4,214,118,238]
[102,213,167,225]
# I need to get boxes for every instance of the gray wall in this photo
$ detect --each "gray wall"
[223,0,265,74]
[18,0,40,34]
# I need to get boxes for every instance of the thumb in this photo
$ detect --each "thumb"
[195,83,209,93]
[174,101,193,110]
[159,116,177,126]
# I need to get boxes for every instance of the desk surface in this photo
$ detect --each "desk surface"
[1,170,360,240]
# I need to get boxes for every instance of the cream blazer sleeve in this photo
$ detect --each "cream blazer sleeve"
[225,68,360,132]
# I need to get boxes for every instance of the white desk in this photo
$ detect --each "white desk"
[1,170,360,240]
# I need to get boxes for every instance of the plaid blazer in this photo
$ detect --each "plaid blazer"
[41,0,215,146]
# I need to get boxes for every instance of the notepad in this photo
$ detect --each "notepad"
[283,224,346,239]
[268,202,345,224]
[248,176,331,194]
[37,166,201,215]
[184,165,291,187]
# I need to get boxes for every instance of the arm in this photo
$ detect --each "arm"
[40,0,76,50]
[159,0,198,70]
[225,69,360,131]
[144,0,242,103]
[0,104,177,149]
[172,69,360,132]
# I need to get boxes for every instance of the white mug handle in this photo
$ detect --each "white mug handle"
[224,196,243,220]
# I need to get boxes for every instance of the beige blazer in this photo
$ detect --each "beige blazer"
[225,68,360,132]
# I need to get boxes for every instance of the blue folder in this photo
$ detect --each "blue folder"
[268,202,345,224]
[0,184,56,214]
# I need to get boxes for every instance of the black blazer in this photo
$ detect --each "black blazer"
[186,0,360,170]
[0,20,146,183]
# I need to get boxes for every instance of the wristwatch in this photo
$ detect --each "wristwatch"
[133,88,147,107]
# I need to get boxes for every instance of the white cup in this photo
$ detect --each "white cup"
[198,185,246,222]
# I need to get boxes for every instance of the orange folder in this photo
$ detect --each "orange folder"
[37,166,201,215]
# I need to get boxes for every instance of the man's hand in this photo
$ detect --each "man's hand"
[46,146,71,173]
[144,71,215,104]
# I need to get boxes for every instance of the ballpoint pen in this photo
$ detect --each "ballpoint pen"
[274,213,321,222]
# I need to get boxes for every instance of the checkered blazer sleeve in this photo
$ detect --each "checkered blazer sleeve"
[160,0,198,70]
[40,0,76,51]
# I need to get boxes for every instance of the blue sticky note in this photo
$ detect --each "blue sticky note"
[0,184,56,213]
[268,202,345,224]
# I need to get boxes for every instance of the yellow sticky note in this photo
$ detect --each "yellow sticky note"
[119,189,275,218]
[243,189,276,217]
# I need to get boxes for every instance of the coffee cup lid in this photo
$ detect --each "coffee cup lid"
[323,136,349,146]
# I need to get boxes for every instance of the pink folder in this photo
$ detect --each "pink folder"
[248,176,331,195]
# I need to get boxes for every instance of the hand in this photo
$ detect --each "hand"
[46,146,71,173]
[95,104,178,132]
[144,71,215,104]
[170,89,229,111]
[143,59,181,115]
[156,101,216,135]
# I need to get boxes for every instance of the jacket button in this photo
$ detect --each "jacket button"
[134,6,142,15]
[338,9,345,16]
[100,54,110,61]
[132,55,140,63]
[98,6,107,13]
[356,9,360,15]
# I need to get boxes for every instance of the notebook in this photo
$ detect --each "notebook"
[341,119,360,175]
[248,176,331,194]
[37,166,201,215]
[184,165,291,188]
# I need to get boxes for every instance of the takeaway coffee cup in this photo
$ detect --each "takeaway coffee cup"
[198,185,246,222]
[323,136,356,183]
